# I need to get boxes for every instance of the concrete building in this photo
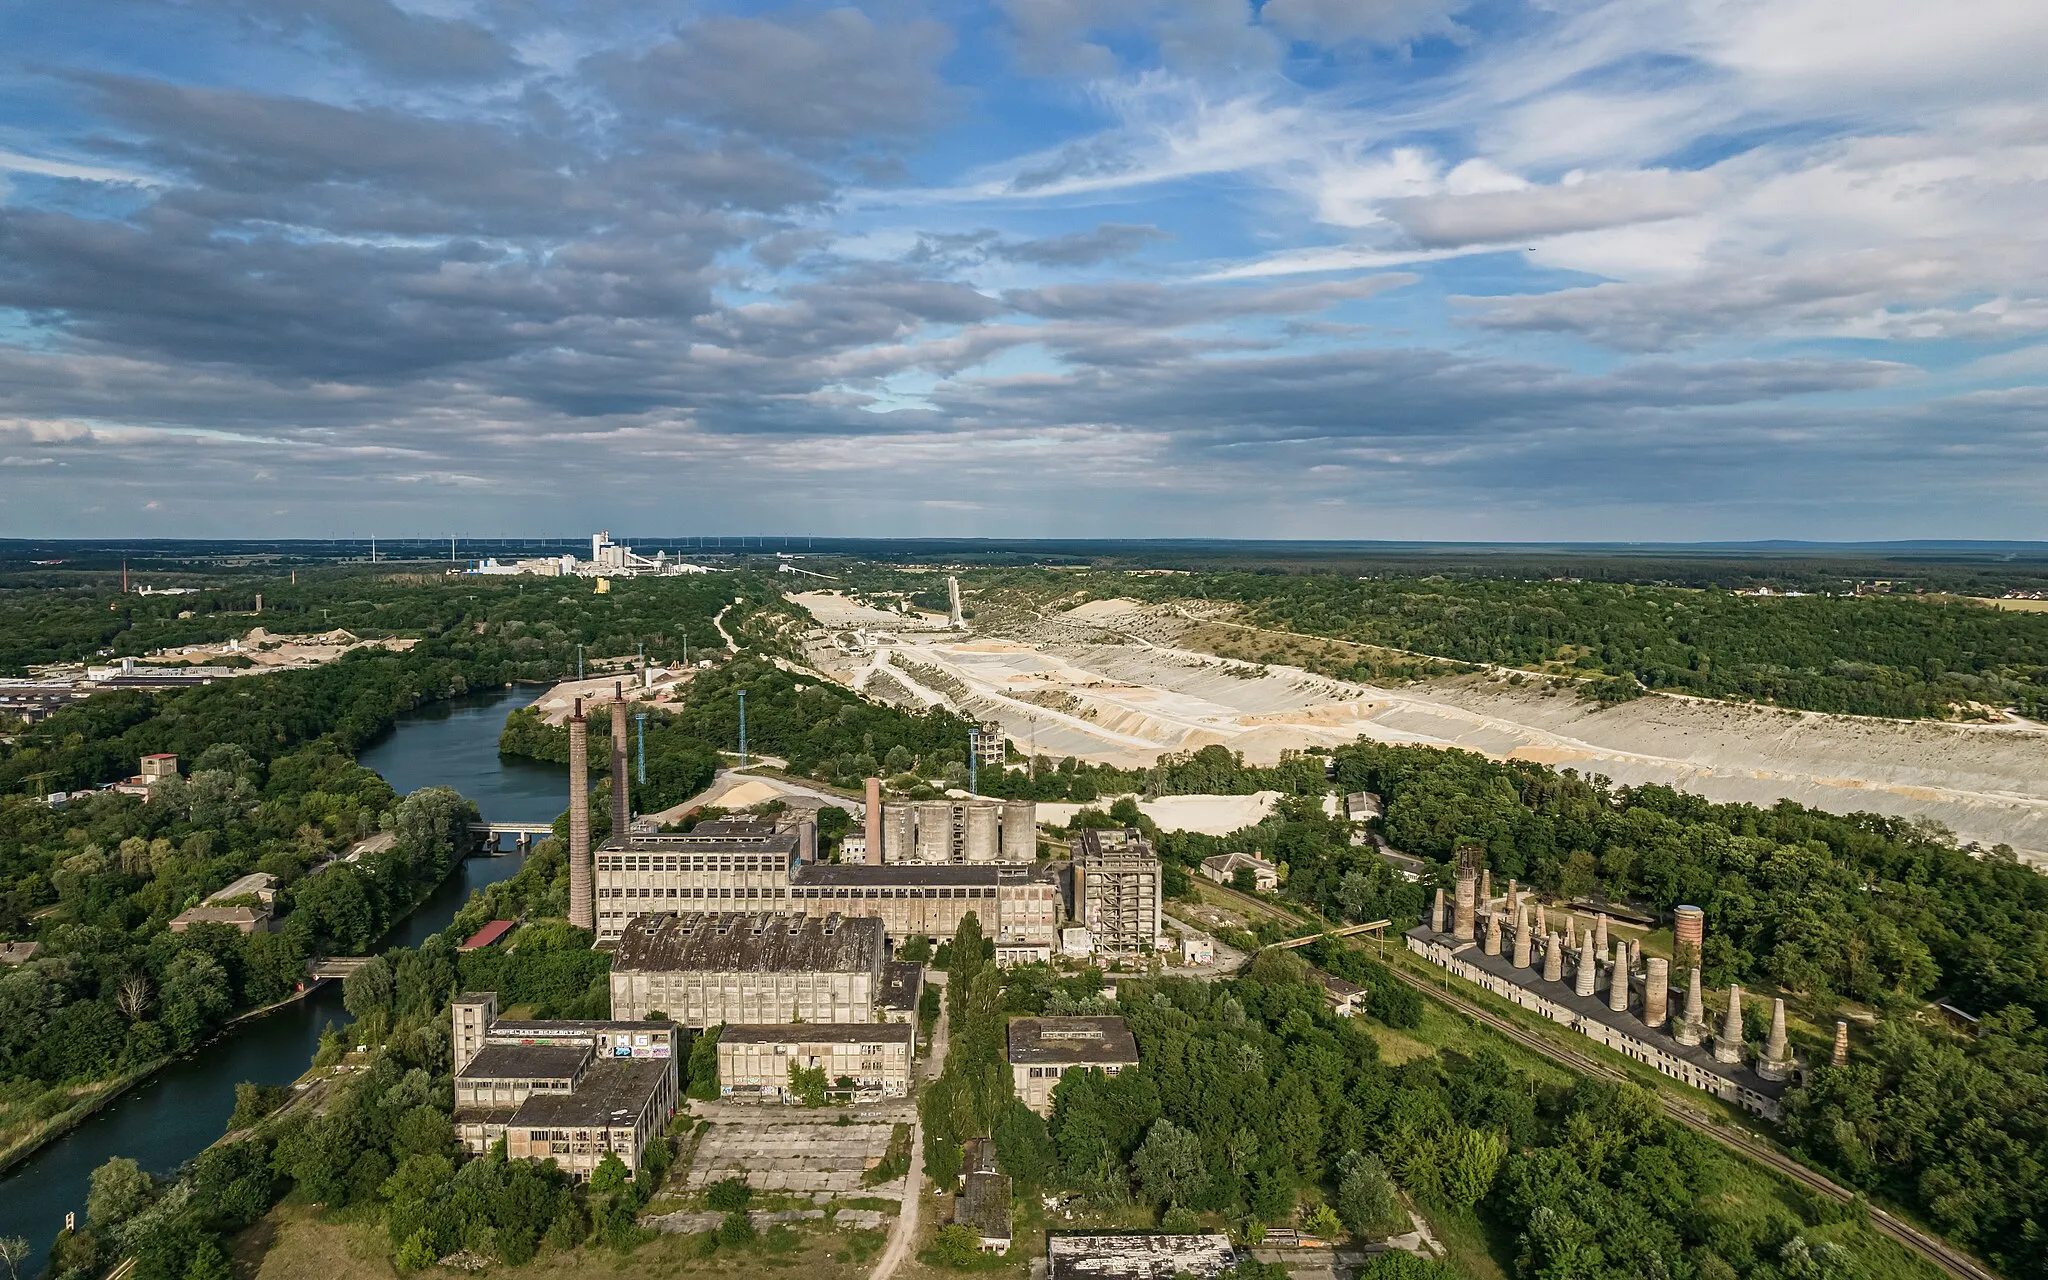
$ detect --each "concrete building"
[593,820,801,940]
[170,870,281,934]
[879,960,925,1024]
[593,822,1059,945]
[1198,852,1278,893]
[878,798,1038,864]
[1345,791,1384,821]
[449,993,678,1179]
[1046,1235,1238,1280]
[1008,1016,1140,1116]
[1404,912,1790,1120]
[715,1022,914,1101]
[955,1139,1013,1252]
[113,752,181,798]
[1070,829,1164,955]
[609,911,885,1025]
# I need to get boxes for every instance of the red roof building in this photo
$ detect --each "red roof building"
[460,920,517,951]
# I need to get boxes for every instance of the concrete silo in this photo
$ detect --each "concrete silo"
[1001,799,1036,862]
[963,801,1001,862]
[915,801,954,863]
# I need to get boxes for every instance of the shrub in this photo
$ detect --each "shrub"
[706,1177,752,1213]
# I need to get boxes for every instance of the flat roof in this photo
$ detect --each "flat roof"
[1007,1017,1139,1066]
[612,911,883,974]
[718,1022,914,1046]
[1406,923,1787,1099]
[459,1042,590,1081]
[881,960,923,1011]
[490,1018,673,1033]
[956,1170,1013,1241]
[508,1058,671,1127]
[1046,1235,1237,1280]
[795,864,1000,887]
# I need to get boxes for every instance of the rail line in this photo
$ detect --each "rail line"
[1373,956,2004,1280]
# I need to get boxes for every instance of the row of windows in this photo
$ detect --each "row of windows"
[598,855,786,871]
[596,882,999,900]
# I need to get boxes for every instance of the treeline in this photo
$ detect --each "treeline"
[1187,574,2048,719]
[496,705,720,817]
[1329,740,2048,1277]
[0,769,472,1125]
[1002,954,1892,1279]
[0,564,785,678]
[1330,742,2048,1021]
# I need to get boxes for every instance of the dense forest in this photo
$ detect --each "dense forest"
[0,568,790,1165]
[1195,575,2048,719]
[916,916,1908,1280]
[1323,741,2048,1276]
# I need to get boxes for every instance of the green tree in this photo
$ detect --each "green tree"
[788,1061,828,1106]
[992,1099,1054,1191]
[1336,1152,1407,1239]
[182,1239,231,1280]
[87,1155,153,1228]
[342,955,394,1019]
[394,1227,439,1272]
[589,1152,630,1194]
[1132,1119,1205,1208]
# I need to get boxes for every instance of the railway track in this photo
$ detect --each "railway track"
[1375,957,2004,1280]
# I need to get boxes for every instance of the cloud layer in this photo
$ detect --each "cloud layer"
[0,0,2042,538]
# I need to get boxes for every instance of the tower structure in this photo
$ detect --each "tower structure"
[1832,1020,1849,1067]
[1758,998,1795,1081]
[1575,932,1599,997]
[1453,846,1481,943]
[864,777,884,866]
[1543,932,1563,982]
[1608,948,1630,1012]
[1484,912,1502,957]
[1512,904,1532,968]
[1674,967,1706,1045]
[1713,984,1746,1065]
[1643,957,1670,1027]
[611,682,631,837]
[568,699,593,931]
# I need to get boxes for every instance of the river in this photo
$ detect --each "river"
[0,685,564,1272]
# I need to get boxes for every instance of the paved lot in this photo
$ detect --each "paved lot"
[685,1115,906,1196]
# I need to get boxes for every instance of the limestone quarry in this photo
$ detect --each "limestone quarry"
[796,593,2048,866]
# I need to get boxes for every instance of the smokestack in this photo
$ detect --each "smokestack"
[1454,847,1480,942]
[1674,967,1706,1045]
[1543,932,1563,982]
[1480,867,1492,902]
[1484,912,1502,957]
[1832,1020,1849,1067]
[611,683,630,837]
[1512,904,1532,968]
[1674,904,1704,968]
[1506,879,1517,914]
[1564,916,1577,950]
[1595,913,1609,954]
[1432,887,1447,933]
[1575,932,1599,997]
[568,700,592,931]
[864,778,883,866]
[1608,948,1630,1012]
[1534,901,1546,936]
[1629,939,1643,971]
[1713,984,1745,1064]
[1758,998,1795,1080]
[1644,957,1669,1027]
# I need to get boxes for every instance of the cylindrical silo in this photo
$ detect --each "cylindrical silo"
[963,802,1000,862]
[1001,800,1036,862]
[883,803,915,864]
[915,801,953,863]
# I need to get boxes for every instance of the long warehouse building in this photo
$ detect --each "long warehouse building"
[609,911,887,1026]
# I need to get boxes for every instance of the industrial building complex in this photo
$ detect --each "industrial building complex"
[714,1022,915,1102]
[449,993,680,1179]
[608,911,888,1025]
[1405,852,1797,1120]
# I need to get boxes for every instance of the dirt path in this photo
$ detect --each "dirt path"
[873,997,949,1279]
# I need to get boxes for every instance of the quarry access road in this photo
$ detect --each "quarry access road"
[1374,953,2004,1280]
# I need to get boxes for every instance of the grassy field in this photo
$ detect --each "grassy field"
[234,1203,896,1280]
[1377,949,1946,1280]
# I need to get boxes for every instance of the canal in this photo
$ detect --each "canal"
[0,685,565,1271]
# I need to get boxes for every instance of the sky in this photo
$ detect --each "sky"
[0,0,2044,540]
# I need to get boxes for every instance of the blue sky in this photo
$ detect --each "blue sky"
[0,0,2044,539]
